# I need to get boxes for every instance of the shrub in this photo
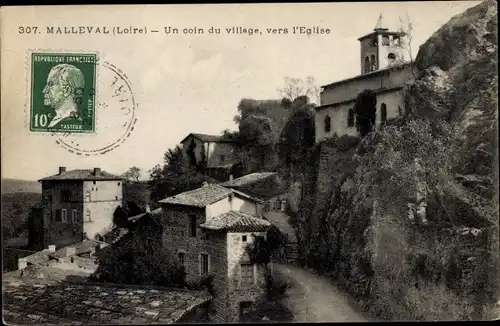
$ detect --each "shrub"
[186,274,215,295]
[90,243,186,287]
[266,270,291,299]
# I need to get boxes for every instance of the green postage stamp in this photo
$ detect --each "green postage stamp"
[30,52,97,133]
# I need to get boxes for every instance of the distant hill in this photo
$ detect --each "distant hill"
[1,179,42,194]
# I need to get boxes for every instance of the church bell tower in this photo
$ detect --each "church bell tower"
[358,14,407,75]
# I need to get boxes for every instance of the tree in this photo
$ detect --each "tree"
[278,106,316,166]
[90,241,186,287]
[353,89,377,137]
[149,145,213,201]
[122,166,141,182]
[397,13,418,78]
[278,76,320,105]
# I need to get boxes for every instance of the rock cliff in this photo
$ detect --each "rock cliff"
[406,0,498,201]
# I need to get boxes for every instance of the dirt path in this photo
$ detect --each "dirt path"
[273,263,369,322]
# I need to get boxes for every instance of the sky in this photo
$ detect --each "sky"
[1,1,481,181]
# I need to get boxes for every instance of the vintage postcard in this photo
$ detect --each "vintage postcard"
[1,1,498,324]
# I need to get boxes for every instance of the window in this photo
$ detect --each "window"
[370,54,376,71]
[146,238,153,246]
[117,182,121,186]
[200,253,209,275]
[61,190,72,202]
[382,35,390,46]
[55,209,62,222]
[393,36,401,46]
[364,56,370,73]
[381,103,387,124]
[61,209,67,223]
[115,196,118,200]
[348,108,355,127]
[85,191,91,202]
[189,215,197,237]
[178,251,186,267]
[324,115,331,133]
[240,263,254,286]
[220,154,225,163]
[93,181,96,185]
[242,235,247,242]
[72,209,78,223]
[388,53,396,64]
[398,105,403,116]
[85,209,91,222]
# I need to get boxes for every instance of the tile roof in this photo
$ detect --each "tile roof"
[2,279,211,325]
[221,172,277,188]
[158,184,233,207]
[48,240,106,259]
[181,133,239,144]
[222,172,287,200]
[38,169,122,181]
[128,208,163,224]
[200,210,271,232]
[21,249,52,266]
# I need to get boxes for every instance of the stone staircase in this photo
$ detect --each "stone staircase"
[286,241,300,265]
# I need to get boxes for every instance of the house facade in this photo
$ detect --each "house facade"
[131,182,271,322]
[315,15,414,143]
[180,133,244,181]
[34,167,122,250]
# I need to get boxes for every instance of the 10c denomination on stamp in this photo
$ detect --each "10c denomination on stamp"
[30,52,96,133]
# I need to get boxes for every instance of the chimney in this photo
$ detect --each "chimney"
[59,166,67,175]
[229,174,233,181]
[201,181,208,187]
[48,245,56,252]
[93,168,101,176]
[145,204,151,213]
[18,258,27,270]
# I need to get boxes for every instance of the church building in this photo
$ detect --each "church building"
[315,15,415,143]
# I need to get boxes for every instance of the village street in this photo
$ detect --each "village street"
[273,263,369,322]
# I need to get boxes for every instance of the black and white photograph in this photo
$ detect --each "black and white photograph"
[1,1,498,323]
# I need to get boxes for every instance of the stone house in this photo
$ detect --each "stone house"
[315,15,415,142]
[33,167,123,250]
[180,133,244,181]
[221,172,299,263]
[130,182,272,322]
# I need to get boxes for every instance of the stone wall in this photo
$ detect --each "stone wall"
[226,232,267,323]
[42,181,84,249]
[315,89,405,142]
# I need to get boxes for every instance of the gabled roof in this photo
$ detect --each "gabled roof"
[180,133,239,144]
[158,184,233,207]
[222,172,287,201]
[128,207,163,225]
[221,172,277,188]
[200,210,271,232]
[320,62,412,90]
[38,169,121,182]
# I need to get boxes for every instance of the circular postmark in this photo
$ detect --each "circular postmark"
[52,60,137,156]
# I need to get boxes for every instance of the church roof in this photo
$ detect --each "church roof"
[374,13,388,31]
[320,61,412,90]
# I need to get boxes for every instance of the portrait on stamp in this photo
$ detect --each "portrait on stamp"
[30,53,96,133]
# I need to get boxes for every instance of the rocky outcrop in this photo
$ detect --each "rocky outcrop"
[405,0,498,201]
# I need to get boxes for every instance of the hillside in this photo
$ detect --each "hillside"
[1,178,42,194]
[293,0,498,321]
[1,192,41,242]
